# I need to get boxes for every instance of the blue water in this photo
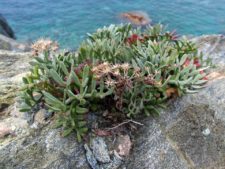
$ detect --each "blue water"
[1,0,225,49]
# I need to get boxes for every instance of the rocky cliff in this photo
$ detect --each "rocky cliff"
[0,34,225,169]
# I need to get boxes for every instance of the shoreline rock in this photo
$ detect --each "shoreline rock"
[120,11,151,26]
[0,14,30,52]
[0,14,15,39]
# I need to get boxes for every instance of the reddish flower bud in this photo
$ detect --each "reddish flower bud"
[194,59,201,68]
[199,70,208,80]
[199,70,204,74]
[126,34,144,45]
[183,58,191,67]
[131,34,139,39]
[203,76,208,80]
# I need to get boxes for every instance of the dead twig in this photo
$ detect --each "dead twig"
[105,119,144,131]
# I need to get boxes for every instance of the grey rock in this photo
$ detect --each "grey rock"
[164,103,225,169]
[84,144,101,169]
[126,118,189,169]
[34,109,47,125]
[90,137,111,163]
[126,35,225,169]
[33,109,53,126]
[100,151,123,169]
[0,125,89,169]
[0,14,15,39]
[85,140,123,169]
[0,104,29,138]
[0,50,32,111]
[0,34,30,51]
[85,139,124,169]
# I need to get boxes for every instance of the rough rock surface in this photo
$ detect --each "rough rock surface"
[0,123,89,169]
[90,137,111,163]
[0,14,15,39]
[126,35,225,169]
[0,34,30,51]
[0,50,32,113]
[1,35,225,169]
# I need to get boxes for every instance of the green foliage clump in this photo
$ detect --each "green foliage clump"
[19,24,210,142]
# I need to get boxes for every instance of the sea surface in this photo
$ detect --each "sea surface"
[1,0,225,49]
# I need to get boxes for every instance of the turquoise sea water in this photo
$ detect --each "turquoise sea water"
[1,0,225,49]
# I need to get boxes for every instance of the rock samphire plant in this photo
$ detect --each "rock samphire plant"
[19,24,209,142]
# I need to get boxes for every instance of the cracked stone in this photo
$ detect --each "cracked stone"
[90,137,111,163]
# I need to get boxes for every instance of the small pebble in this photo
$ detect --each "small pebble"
[30,123,38,129]
[90,137,111,163]
[11,125,16,131]
[115,135,132,157]
[202,128,210,136]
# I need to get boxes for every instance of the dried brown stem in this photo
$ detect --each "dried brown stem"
[105,119,144,131]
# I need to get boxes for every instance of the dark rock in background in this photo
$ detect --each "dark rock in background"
[0,14,15,39]
[0,14,30,51]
